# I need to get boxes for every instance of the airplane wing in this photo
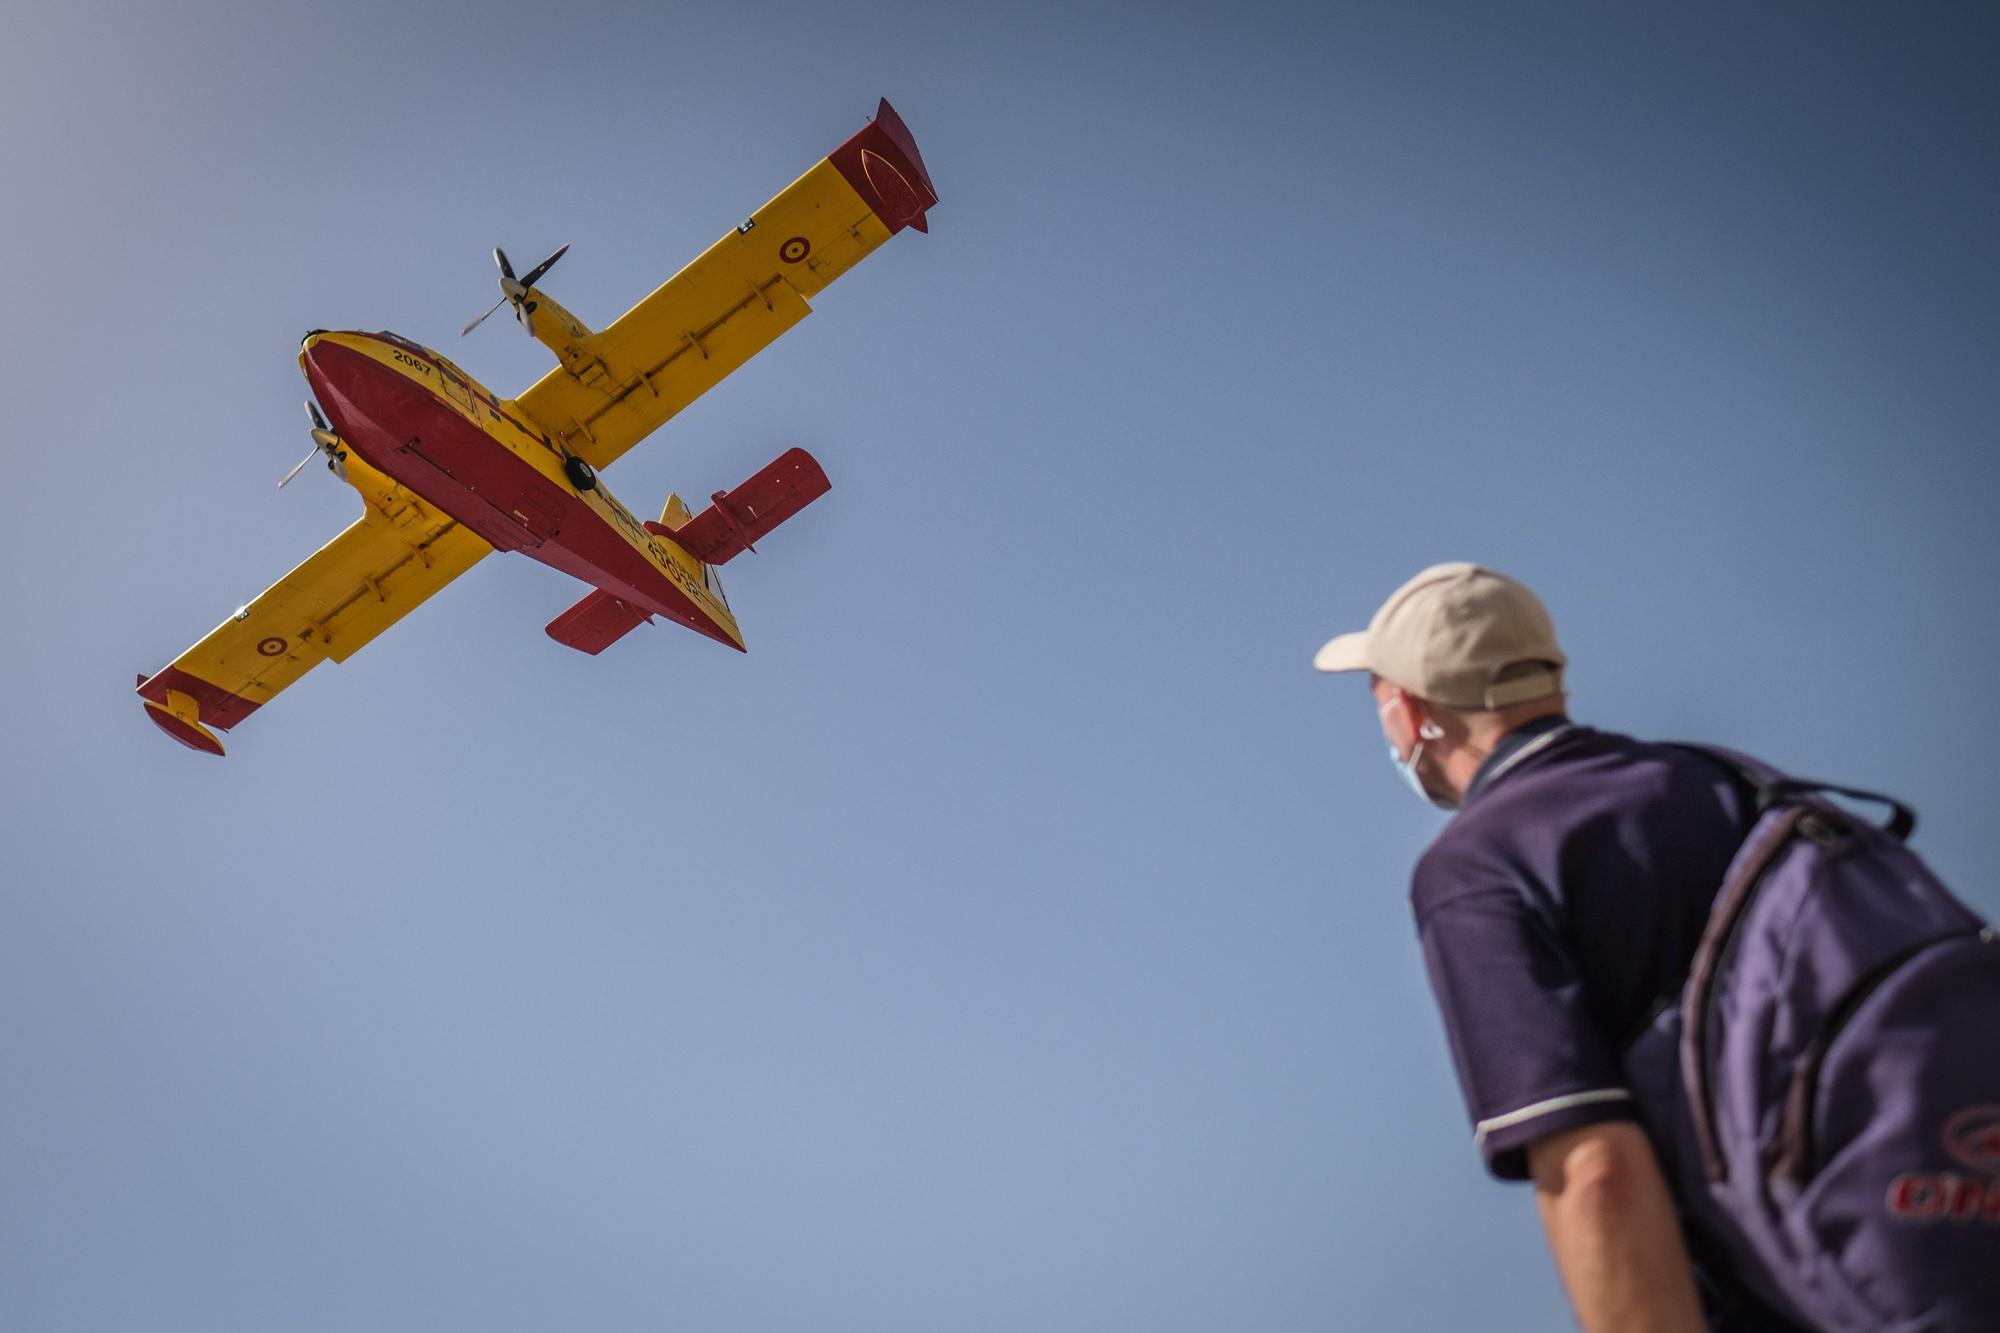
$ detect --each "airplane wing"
[137,487,490,754]
[510,99,936,473]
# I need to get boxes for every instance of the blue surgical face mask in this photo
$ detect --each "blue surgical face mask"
[1378,695,1458,811]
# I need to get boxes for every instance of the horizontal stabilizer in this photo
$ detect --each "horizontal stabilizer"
[656,447,830,566]
[546,588,651,655]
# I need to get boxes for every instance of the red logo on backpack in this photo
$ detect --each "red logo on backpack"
[1886,1106,2000,1224]
[1944,1106,2000,1173]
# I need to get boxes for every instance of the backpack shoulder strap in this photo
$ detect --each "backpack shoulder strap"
[1663,742,1917,843]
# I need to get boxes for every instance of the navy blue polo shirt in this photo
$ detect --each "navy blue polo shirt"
[1413,719,1756,1180]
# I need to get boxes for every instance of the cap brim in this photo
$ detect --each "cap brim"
[1313,631,1373,674]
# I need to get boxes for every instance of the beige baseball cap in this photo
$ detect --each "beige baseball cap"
[1313,562,1567,709]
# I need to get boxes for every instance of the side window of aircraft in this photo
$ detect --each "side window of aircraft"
[375,331,431,358]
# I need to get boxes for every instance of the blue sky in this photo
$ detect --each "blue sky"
[3,2,1997,1328]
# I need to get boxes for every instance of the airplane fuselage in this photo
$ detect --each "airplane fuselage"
[300,330,743,649]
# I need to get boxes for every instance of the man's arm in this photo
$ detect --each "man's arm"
[1528,1122,1705,1333]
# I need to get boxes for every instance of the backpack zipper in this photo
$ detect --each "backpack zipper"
[1767,926,1993,1185]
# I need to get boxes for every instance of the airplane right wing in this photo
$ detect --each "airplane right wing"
[509,99,936,473]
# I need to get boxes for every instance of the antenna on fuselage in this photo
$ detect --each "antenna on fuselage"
[460,243,569,339]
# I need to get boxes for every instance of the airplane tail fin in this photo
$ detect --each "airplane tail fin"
[657,492,695,531]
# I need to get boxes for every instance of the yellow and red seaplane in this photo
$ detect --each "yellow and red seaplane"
[137,100,936,755]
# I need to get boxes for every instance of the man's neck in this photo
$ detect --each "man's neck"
[1444,701,1571,795]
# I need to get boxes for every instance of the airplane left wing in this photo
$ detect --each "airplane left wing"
[137,489,490,754]
[509,99,936,473]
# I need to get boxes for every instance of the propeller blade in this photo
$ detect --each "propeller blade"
[521,304,536,339]
[461,296,506,337]
[493,247,516,282]
[305,400,330,431]
[278,444,320,490]
[516,242,569,290]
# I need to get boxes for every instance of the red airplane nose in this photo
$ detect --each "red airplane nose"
[299,335,346,413]
[299,335,397,441]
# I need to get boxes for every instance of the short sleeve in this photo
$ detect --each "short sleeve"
[1415,873,1637,1180]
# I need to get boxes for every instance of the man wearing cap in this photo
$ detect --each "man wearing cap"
[1316,564,1775,1332]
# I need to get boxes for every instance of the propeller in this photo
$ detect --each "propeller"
[279,401,346,489]
[461,243,569,339]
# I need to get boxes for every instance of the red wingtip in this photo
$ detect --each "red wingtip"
[137,668,251,755]
[143,700,227,756]
[136,666,262,729]
[871,99,937,203]
[830,98,937,236]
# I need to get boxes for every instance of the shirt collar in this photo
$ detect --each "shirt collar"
[1462,714,1575,806]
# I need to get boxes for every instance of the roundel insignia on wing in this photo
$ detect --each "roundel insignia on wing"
[779,236,811,264]
[256,636,288,657]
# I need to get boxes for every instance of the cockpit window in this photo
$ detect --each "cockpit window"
[373,330,429,357]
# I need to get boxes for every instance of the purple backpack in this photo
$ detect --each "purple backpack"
[1620,749,2000,1331]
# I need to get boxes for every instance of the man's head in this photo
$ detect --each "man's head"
[1315,563,1569,808]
